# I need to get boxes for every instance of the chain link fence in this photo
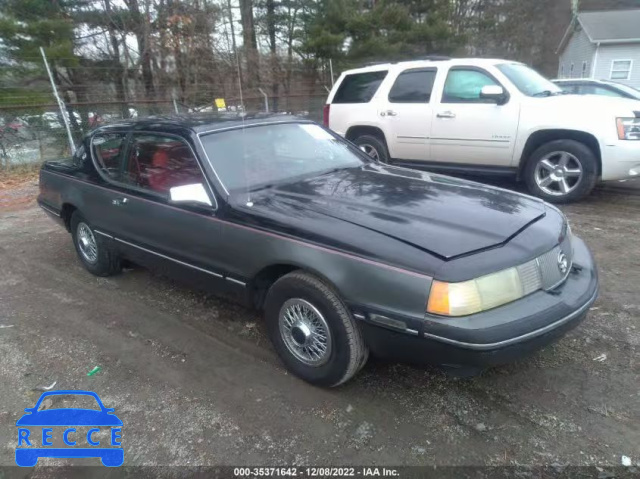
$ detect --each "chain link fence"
[1,72,331,168]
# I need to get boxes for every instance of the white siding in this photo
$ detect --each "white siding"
[593,44,640,88]
[558,28,596,78]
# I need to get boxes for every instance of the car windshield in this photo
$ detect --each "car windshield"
[200,123,367,192]
[497,63,562,97]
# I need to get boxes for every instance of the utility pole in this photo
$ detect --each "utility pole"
[40,47,75,154]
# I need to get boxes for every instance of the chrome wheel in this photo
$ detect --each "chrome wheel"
[534,151,583,196]
[279,298,332,366]
[77,222,98,264]
[360,144,380,161]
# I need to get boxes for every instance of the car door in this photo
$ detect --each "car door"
[430,66,520,166]
[377,68,437,161]
[92,131,230,290]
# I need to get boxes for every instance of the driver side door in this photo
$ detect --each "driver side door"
[430,66,520,167]
[101,132,232,291]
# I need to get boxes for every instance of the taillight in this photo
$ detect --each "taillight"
[323,104,330,128]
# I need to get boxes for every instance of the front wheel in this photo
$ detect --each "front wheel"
[523,139,598,203]
[264,271,368,387]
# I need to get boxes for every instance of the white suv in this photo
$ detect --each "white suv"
[324,57,640,202]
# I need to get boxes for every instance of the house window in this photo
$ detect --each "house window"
[582,61,588,78]
[610,60,632,80]
[570,63,574,77]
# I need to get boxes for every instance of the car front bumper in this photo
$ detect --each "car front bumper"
[355,236,598,372]
[601,141,640,181]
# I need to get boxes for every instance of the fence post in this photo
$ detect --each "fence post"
[40,47,76,155]
[329,59,335,86]
[258,88,269,113]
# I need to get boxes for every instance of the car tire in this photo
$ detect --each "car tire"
[353,134,390,164]
[70,211,121,277]
[524,139,598,203]
[264,271,368,387]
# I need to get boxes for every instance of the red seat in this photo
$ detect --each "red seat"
[148,149,171,193]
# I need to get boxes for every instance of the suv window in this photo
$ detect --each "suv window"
[388,69,436,103]
[333,71,388,104]
[123,134,206,195]
[442,68,500,103]
[92,133,127,180]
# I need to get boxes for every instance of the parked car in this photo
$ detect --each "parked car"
[324,57,640,203]
[553,78,640,101]
[38,115,598,386]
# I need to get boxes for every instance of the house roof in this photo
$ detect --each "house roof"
[557,9,640,53]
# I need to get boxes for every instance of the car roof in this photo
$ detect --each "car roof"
[96,113,308,135]
[339,58,519,75]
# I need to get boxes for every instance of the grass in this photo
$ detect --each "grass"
[0,163,40,190]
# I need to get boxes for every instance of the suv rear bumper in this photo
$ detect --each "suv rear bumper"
[356,236,598,372]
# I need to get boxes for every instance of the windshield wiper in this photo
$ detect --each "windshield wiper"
[532,90,567,97]
[248,183,277,193]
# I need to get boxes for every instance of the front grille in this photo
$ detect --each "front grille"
[537,234,573,290]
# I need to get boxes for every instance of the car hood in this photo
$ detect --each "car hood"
[247,165,547,259]
[528,93,640,114]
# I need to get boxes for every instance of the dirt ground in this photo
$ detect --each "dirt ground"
[0,177,638,471]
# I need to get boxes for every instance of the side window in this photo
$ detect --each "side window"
[442,69,500,103]
[388,69,437,103]
[123,134,206,195]
[333,71,388,104]
[92,133,127,180]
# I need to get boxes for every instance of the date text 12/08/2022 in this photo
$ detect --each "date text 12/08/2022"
[233,467,399,476]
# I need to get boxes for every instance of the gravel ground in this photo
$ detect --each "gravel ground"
[0,178,638,471]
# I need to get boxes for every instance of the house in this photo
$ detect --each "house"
[557,9,640,88]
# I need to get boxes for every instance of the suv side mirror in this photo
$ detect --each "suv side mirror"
[169,183,212,207]
[480,85,508,105]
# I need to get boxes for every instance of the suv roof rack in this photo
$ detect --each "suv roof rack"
[419,55,451,61]
[362,55,451,67]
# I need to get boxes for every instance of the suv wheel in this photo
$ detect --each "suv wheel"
[264,271,368,387]
[353,134,390,164]
[524,139,598,203]
[70,211,121,276]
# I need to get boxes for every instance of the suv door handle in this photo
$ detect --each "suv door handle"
[380,110,397,117]
[112,197,129,206]
[437,111,456,119]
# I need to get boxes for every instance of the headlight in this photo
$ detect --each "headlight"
[616,117,640,140]
[427,267,524,317]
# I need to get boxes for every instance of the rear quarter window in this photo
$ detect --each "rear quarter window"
[333,71,388,104]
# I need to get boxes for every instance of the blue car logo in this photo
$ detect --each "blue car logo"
[16,390,123,467]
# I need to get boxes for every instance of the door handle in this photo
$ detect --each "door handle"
[437,111,456,119]
[112,197,129,206]
[380,110,397,117]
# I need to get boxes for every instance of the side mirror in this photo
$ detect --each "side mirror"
[169,183,212,208]
[480,85,508,105]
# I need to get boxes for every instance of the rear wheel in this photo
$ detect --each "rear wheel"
[264,271,368,387]
[70,212,121,277]
[353,134,390,164]
[524,139,598,203]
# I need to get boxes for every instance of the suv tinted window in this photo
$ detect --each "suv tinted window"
[442,68,500,103]
[388,69,436,103]
[92,133,127,180]
[123,134,206,195]
[333,71,388,104]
